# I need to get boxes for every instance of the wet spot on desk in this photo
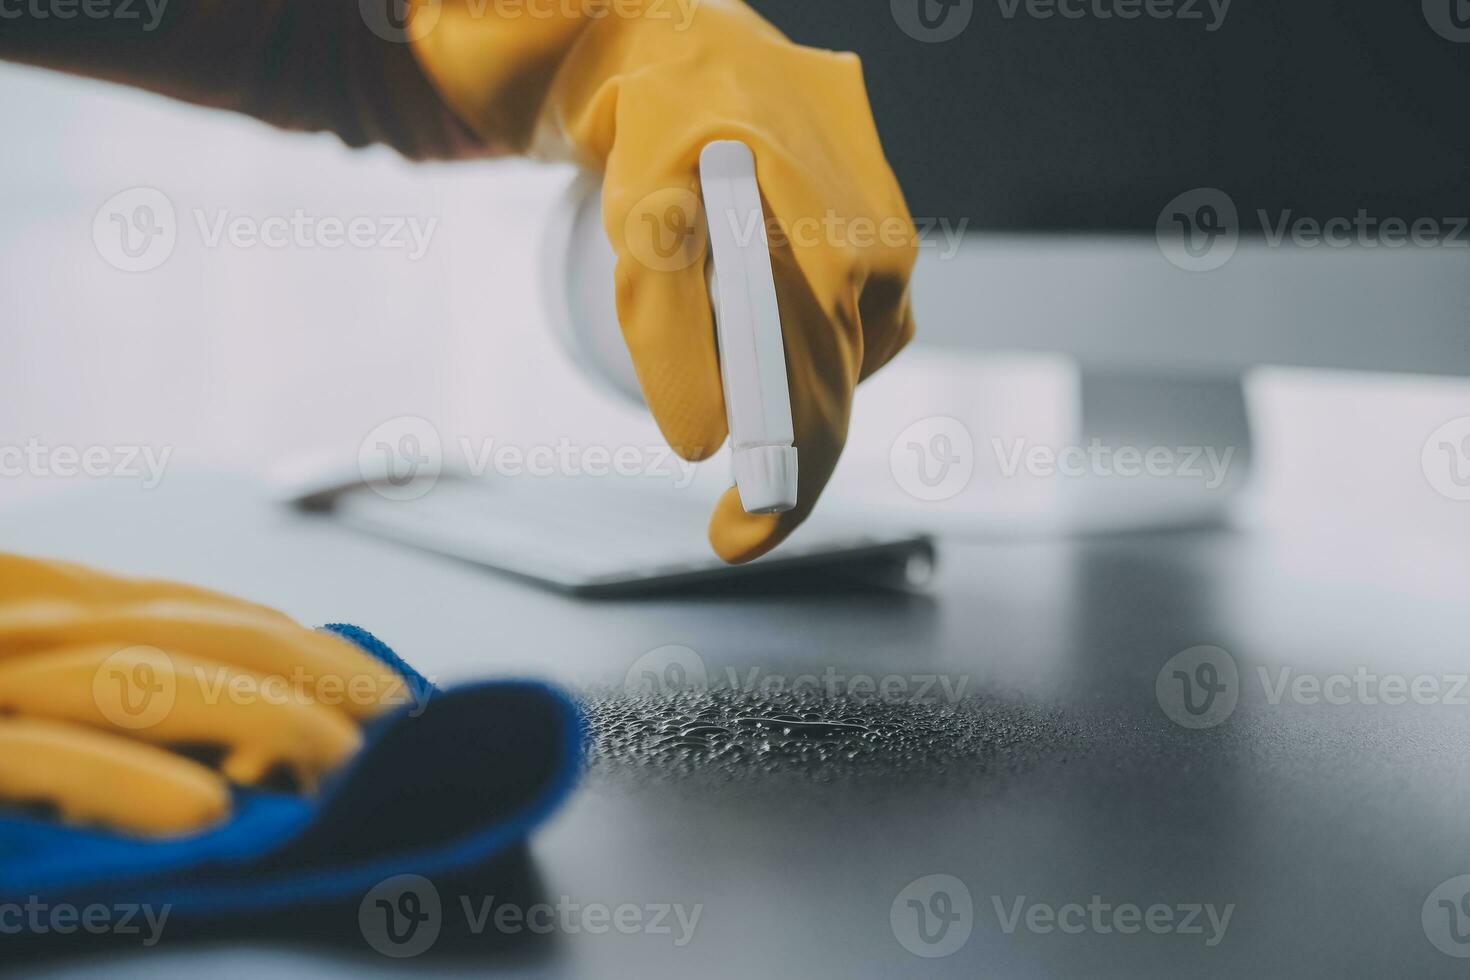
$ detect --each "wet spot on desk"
[579,687,1073,787]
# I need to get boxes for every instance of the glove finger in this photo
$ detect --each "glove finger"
[707,157,915,561]
[708,249,856,563]
[0,717,230,836]
[605,162,729,462]
[0,645,364,793]
[0,599,411,720]
[706,395,847,564]
[857,272,917,382]
[0,553,297,625]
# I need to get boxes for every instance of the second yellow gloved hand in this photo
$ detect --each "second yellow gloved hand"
[410,0,918,562]
[0,554,414,836]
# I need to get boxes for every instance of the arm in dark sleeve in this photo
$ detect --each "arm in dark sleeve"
[0,0,486,159]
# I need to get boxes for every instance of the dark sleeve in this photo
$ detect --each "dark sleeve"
[0,0,486,160]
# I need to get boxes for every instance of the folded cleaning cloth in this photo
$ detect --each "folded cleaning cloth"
[0,625,584,920]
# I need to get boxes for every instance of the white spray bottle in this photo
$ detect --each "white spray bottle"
[541,141,798,514]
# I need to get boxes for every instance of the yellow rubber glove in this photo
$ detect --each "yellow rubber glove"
[0,553,414,836]
[411,0,918,562]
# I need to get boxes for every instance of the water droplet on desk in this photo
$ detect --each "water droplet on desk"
[578,684,1069,787]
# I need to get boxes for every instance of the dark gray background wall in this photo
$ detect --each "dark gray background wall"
[746,0,1470,229]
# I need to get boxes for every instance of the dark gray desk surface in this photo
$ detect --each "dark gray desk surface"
[4,475,1469,978]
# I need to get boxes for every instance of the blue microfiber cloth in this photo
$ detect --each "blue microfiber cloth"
[0,625,584,922]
